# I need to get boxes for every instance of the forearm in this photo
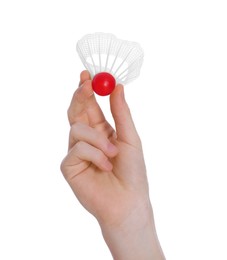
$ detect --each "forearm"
[100,202,165,260]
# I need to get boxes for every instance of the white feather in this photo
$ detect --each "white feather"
[76,32,144,85]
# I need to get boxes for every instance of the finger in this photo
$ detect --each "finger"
[79,70,91,87]
[63,141,113,172]
[68,122,118,156]
[68,80,106,126]
[110,85,141,146]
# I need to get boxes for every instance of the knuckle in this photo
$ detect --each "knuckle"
[67,107,74,122]
[136,134,142,145]
[91,130,108,149]
[70,122,83,137]
[60,158,67,175]
[94,150,106,165]
[136,138,143,151]
[74,140,86,152]
[67,107,71,118]
[60,160,73,181]
[60,160,64,173]
[93,131,104,144]
[70,122,78,134]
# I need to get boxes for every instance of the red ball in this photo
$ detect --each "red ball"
[92,72,116,96]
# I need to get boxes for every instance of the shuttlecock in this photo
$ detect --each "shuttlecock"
[76,32,144,96]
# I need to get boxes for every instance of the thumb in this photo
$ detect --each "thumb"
[110,85,140,146]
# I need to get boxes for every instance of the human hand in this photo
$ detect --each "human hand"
[61,71,165,259]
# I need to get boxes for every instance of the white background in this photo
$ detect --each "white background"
[0,0,226,259]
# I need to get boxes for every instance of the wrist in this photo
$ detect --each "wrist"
[100,201,165,260]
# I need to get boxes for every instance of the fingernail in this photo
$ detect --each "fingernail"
[102,160,113,171]
[107,143,118,154]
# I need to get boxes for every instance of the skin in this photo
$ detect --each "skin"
[60,71,165,260]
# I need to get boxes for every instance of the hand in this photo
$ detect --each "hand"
[61,71,165,260]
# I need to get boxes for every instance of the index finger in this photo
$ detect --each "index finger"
[78,70,91,86]
[67,72,106,127]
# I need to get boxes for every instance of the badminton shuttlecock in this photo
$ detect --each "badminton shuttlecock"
[76,32,144,96]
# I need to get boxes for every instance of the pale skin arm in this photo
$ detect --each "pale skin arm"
[60,71,165,260]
